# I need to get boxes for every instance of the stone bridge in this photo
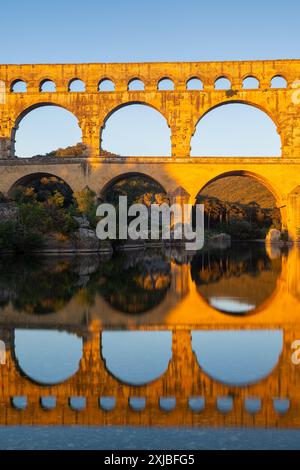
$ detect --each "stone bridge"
[1,59,300,238]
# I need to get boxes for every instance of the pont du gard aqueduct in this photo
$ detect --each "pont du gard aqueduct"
[1,59,300,238]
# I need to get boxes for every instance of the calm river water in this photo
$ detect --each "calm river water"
[0,242,300,449]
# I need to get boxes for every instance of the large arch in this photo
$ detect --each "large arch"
[196,170,283,208]
[101,330,172,385]
[11,103,82,158]
[192,329,283,386]
[100,102,171,157]
[7,171,74,199]
[191,101,282,157]
[101,171,167,198]
[13,329,83,385]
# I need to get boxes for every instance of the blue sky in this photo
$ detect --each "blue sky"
[3,0,298,156]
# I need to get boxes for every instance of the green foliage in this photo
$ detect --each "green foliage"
[0,220,44,252]
[0,191,7,203]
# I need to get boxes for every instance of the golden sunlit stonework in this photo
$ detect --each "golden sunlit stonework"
[1,59,300,237]
[0,247,300,428]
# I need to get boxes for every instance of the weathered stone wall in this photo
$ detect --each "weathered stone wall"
[0,59,300,158]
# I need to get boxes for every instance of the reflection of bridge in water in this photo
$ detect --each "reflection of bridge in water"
[0,247,299,428]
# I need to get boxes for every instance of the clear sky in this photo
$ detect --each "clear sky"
[4,0,299,157]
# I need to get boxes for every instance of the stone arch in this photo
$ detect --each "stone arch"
[101,330,172,386]
[196,170,283,208]
[39,78,56,92]
[12,329,83,386]
[127,78,145,91]
[100,170,168,198]
[186,76,203,90]
[68,78,86,92]
[100,101,171,156]
[192,329,283,386]
[270,75,288,88]
[157,77,175,91]
[242,75,260,89]
[8,171,74,198]
[11,102,82,158]
[214,76,232,90]
[10,79,27,93]
[191,100,282,157]
[98,77,115,92]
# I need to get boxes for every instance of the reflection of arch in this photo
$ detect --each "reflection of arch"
[13,329,83,386]
[8,171,74,198]
[95,249,172,315]
[101,331,172,386]
[191,100,282,157]
[100,101,171,156]
[191,240,283,317]
[11,102,81,158]
[192,330,283,386]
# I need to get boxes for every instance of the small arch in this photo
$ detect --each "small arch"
[243,76,260,89]
[214,77,231,90]
[159,397,176,412]
[245,398,262,415]
[40,396,56,410]
[69,397,86,411]
[40,79,56,92]
[186,77,203,90]
[11,396,27,410]
[217,397,233,414]
[128,78,145,91]
[99,397,116,411]
[102,331,172,386]
[68,78,86,92]
[129,397,146,411]
[11,79,27,93]
[98,78,115,92]
[189,397,205,412]
[271,75,288,89]
[273,398,290,415]
[158,77,174,91]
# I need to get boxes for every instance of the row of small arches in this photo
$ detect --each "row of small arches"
[11,395,291,415]
[10,75,288,93]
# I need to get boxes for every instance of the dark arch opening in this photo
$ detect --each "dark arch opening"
[8,172,74,207]
[100,102,171,157]
[191,102,281,157]
[192,172,283,315]
[12,103,82,158]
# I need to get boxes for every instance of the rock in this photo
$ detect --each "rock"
[208,233,231,249]
[73,215,90,228]
[266,229,282,244]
